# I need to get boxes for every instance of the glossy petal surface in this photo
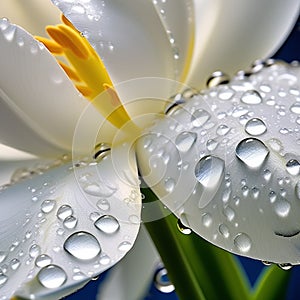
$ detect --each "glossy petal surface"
[137,62,300,264]
[0,147,141,299]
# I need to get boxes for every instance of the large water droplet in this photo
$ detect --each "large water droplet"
[175,131,197,152]
[236,138,269,169]
[94,215,120,234]
[57,205,73,221]
[286,159,300,176]
[195,155,225,189]
[154,267,175,293]
[245,118,267,136]
[41,199,56,214]
[64,232,101,260]
[191,109,211,127]
[241,90,262,105]
[234,233,252,253]
[37,265,67,289]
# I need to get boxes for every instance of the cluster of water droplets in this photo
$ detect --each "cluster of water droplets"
[137,61,300,265]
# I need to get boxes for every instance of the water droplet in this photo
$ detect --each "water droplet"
[57,205,73,221]
[290,103,300,114]
[96,198,110,211]
[202,213,212,227]
[274,199,291,218]
[83,182,116,197]
[3,25,16,42]
[29,244,41,258]
[35,254,52,268]
[73,271,87,281]
[191,109,211,127]
[154,268,175,293]
[0,274,8,287]
[64,232,101,260]
[99,254,111,265]
[286,159,300,176]
[94,215,120,234]
[245,118,267,136]
[118,241,132,251]
[0,252,7,264]
[207,71,230,88]
[41,199,56,214]
[236,138,269,169]
[216,124,230,136]
[93,143,111,160]
[269,191,277,203]
[10,258,20,270]
[222,188,231,203]
[262,261,272,266]
[234,233,252,253]
[223,206,235,221]
[278,263,293,270]
[177,219,192,235]
[164,177,175,193]
[263,169,272,181]
[218,87,235,100]
[63,216,78,229]
[175,131,197,152]
[241,90,262,105]
[37,265,67,289]
[268,138,283,152]
[195,155,225,189]
[206,139,218,151]
[219,224,230,238]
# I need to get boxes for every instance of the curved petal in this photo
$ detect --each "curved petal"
[186,0,300,89]
[0,146,141,299]
[51,0,175,91]
[137,62,300,265]
[0,144,37,161]
[97,226,160,300]
[0,19,106,156]
[0,0,61,36]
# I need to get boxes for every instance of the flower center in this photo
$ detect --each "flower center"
[36,15,131,129]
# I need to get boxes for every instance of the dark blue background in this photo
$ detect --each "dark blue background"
[66,14,300,300]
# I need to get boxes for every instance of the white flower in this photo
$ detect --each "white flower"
[0,0,299,299]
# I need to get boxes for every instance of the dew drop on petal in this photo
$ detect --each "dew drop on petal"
[296,182,300,200]
[234,233,252,253]
[245,118,267,136]
[202,213,212,227]
[278,263,293,270]
[0,274,8,287]
[286,159,300,176]
[57,205,73,221]
[195,155,225,189]
[37,265,67,289]
[41,199,56,214]
[94,215,120,234]
[118,241,132,251]
[164,177,175,193]
[216,124,230,136]
[96,198,110,211]
[63,216,78,229]
[29,244,41,258]
[175,131,197,152]
[236,138,269,169]
[219,224,230,238]
[35,254,52,268]
[290,103,300,114]
[0,252,7,264]
[64,232,101,260]
[10,258,20,270]
[191,109,211,127]
[154,268,175,293]
[241,90,262,105]
[274,199,291,218]
[177,219,192,235]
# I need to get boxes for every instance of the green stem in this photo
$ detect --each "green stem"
[142,188,251,300]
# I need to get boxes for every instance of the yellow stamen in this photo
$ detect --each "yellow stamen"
[37,15,131,129]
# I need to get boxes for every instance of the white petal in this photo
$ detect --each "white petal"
[97,226,160,300]
[0,146,141,299]
[0,19,104,156]
[0,0,61,36]
[186,0,300,89]
[0,144,37,161]
[137,62,300,265]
